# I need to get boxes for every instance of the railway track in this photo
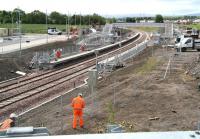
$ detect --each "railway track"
[0,32,147,110]
[0,33,144,91]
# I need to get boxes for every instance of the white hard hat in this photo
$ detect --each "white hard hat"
[10,113,17,118]
[78,93,83,97]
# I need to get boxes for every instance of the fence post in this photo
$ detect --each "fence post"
[60,94,63,134]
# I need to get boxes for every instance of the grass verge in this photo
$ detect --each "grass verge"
[106,102,115,124]
[135,57,158,75]
[0,24,88,34]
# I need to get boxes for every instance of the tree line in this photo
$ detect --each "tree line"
[1,8,196,25]
[0,8,106,25]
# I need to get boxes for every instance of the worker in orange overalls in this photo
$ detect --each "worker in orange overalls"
[56,49,62,59]
[71,93,85,129]
[0,113,17,131]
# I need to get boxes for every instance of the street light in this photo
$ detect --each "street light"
[11,12,14,37]
[75,12,76,26]
[79,13,82,42]
[79,13,81,28]
[65,15,67,37]
[46,9,48,43]
[119,28,122,62]
[17,9,22,57]
[67,11,70,39]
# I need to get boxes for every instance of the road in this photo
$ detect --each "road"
[0,34,68,54]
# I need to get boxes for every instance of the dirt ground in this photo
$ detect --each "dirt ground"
[17,46,200,135]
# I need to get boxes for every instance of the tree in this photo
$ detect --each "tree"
[25,10,46,24]
[49,11,65,24]
[12,8,26,23]
[155,14,164,23]
[126,17,136,23]
[0,10,11,23]
[0,9,106,25]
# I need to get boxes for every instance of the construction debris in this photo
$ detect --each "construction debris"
[149,117,160,121]
[106,124,125,133]
[185,54,200,77]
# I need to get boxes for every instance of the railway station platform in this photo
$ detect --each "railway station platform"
[49,33,140,67]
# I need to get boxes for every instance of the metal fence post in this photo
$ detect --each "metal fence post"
[60,94,63,134]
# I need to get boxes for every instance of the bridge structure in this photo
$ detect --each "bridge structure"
[113,22,174,38]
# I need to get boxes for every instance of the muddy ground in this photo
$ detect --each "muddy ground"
[17,46,200,135]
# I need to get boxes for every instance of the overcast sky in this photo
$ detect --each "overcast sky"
[0,0,200,16]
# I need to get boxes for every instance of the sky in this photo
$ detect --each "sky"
[0,0,200,16]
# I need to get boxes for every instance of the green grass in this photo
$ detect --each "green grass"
[187,23,200,30]
[106,102,115,124]
[128,26,159,32]
[179,23,200,30]
[0,23,88,34]
[136,57,158,75]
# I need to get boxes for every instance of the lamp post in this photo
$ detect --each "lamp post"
[89,15,90,27]
[65,15,67,37]
[46,9,48,43]
[68,12,70,39]
[75,12,76,26]
[79,13,81,29]
[17,9,22,57]
[11,12,13,37]
[119,28,122,62]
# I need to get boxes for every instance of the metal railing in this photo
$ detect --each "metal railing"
[98,40,148,72]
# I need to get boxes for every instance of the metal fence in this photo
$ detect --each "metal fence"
[98,40,149,72]
[113,22,174,38]
[113,23,165,28]
[119,41,148,62]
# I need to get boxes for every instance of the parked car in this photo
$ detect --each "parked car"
[48,27,62,35]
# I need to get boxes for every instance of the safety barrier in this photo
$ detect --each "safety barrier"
[119,40,148,62]
[98,40,148,71]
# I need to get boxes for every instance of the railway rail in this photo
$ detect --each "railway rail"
[0,32,147,111]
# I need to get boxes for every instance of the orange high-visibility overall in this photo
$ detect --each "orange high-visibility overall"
[0,119,13,131]
[71,96,85,128]
[56,50,61,58]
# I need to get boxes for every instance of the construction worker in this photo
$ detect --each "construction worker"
[0,113,17,131]
[71,93,85,129]
[55,49,60,59]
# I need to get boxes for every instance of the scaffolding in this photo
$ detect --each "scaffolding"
[77,24,119,47]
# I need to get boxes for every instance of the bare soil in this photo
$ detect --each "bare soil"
[17,46,200,135]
